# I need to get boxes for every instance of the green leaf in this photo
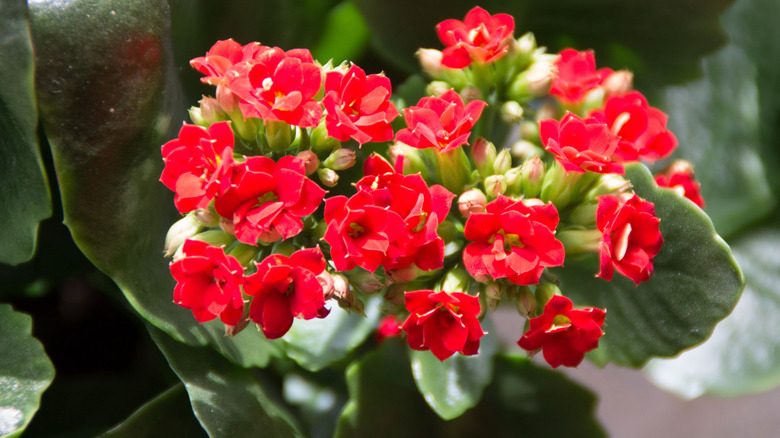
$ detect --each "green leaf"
[0,0,52,265]
[150,327,305,438]
[0,304,55,438]
[409,317,497,420]
[282,296,381,372]
[557,163,743,367]
[30,0,279,368]
[312,2,371,65]
[644,221,780,398]
[335,342,604,437]
[100,384,206,437]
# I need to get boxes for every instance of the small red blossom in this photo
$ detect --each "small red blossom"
[226,47,323,127]
[322,64,399,145]
[375,315,403,344]
[170,239,245,325]
[517,295,606,368]
[402,290,485,361]
[550,48,614,104]
[655,161,705,208]
[160,121,235,213]
[355,155,455,272]
[244,247,330,339]
[323,190,406,273]
[590,91,678,162]
[214,155,326,244]
[436,6,515,69]
[463,196,565,285]
[540,112,623,174]
[395,89,486,153]
[597,193,663,285]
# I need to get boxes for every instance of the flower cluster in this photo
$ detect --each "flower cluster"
[161,5,703,369]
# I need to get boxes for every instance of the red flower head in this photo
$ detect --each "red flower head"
[226,47,323,127]
[589,91,678,162]
[376,315,403,344]
[596,193,663,284]
[550,48,614,104]
[170,239,245,325]
[463,196,565,285]
[244,247,330,339]
[540,112,623,174]
[655,161,705,208]
[214,155,326,244]
[322,64,399,145]
[355,155,455,272]
[323,190,406,273]
[395,89,486,153]
[160,121,235,213]
[436,6,515,69]
[517,295,606,368]
[402,290,485,361]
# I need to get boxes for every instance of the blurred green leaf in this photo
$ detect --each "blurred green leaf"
[312,1,371,65]
[644,221,780,398]
[100,384,206,437]
[0,304,55,438]
[557,164,743,367]
[30,0,279,368]
[409,317,497,420]
[0,0,52,265]
[335,341,604,437]
[150,327,305,438]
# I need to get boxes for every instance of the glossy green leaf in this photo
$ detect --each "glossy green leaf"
[312,1,371,65]
[0,0,52,265]
[150,327,305,438]
[282,297,381,372]
[0,304,55,438]
[100,384,206,437]
[644,222,780,398]
[335,342,604,437]
[30,0,279,368]
[352,0,733,87]
[557,164,743,367]
[409,317,497,420]
[283,372,347,438]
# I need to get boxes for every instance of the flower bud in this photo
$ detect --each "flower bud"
[540,160,580,208]
[329,274,349,301]
[568,201,599,227]
[310,123,341,153]
[510,139,543,161]
[516,285,536,317]
[493,149,512,175]
[317,168,339,187]
[458,189,487,218]
[384,284,406,308]
[164,214,203,257]
[296,150,319,175]
[556,229,602,254]
[230,114,261,143]
[426,80,451,97]
[264,120,294,152]
[219,216,235,235]
[417,48,444,78]
[520,155,546,198]
[172,230,235,261]
[504,167,523,195]
[519,120,540,143]
[585,173,631,200]
[317,271,335,299]
[224,304,250,337]
[515,32,537,58]
[323,148,357,170]
[189,96,224,127]
[460,86,483,102]
[346,270,385,295]
[436,218,458,243]
[602,70,634,96]
[485,174,507,197]
[440,267,471,292]
[389,142,428,177]
[226,243,259,267]
[500,101,524,124]
[472,137,497,177]
[535,282,561,310]
[386,265,422,284]
[485,282,503,312]
[331,274,366,316]
[581,87,606,114]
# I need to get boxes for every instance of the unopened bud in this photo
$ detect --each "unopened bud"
[440,267,471,292]
[458,189,487,218]
[485,282,503,312]
[224,304,250,337]
[535,102,558,122]
[310,123,341,153]
[493,149,512,175]
[189,96,224,127]
[535,283,561,310]
[318,271,335,299]
[585,173,631,200]
[164,214,204,257]
[519,120,540,143]
[472,137,497,177]
[346,270,385,295]
[557,229,602,254]
[602,70,634,96]
[581,87,606,114]
[437,219,458,243]
[485,174,507,197]
[568,201,599,227]
[516,286,536,317]
[172,230,235,261]
[417,48,444,78]
[520,155,546,198]
[317,168,339,187]
[296,150,319,175]
[501,101,524,124]
[384,284,406,308]
[426,81,451,97]
[264,120,294,152]
[389,142,427,176]
[504,167,523,195]
[386,265,421,284]
[323,148,356,170]
[511,139,543,161]
[226,243,259,267]
[460,86,483,102]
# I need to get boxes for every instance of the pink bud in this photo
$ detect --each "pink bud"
[417,48,444,77]
[324,148,356,170]
[296,150,319,175]
[458,189,487,218]
[317,168,339,187]
[601,70,634,96]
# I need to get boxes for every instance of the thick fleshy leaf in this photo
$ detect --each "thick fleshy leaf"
[409,317,497,419]
[150,327,305,438]
[100,384,206,437]
[335,342,604,437]
[643,223,780,398]
[0,0,51,265]
[30,0,279,367]
[0,304,55,438]
[557,163,743,367]
[312,2,370,65]
[282,297,382,372]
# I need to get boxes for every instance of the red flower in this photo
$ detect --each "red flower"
[355,155,455,272]
[375,315,403,344]
[244,247,330,339]
[395,89,486,153]
[214,155,326,244]
[226,47,323,127]
[590,91,678,162]
[550,48,613,103]
[517,295,605,368]
[655,160,704,208]
[436,6,515,68]
[540,112,623,174]
[402,290,485,361]
[160,121,235,213]
[323,190,406,273]
[170,239,245,325]
[463,196,565,285]
[596,193,663,284]
[322,64,399,145]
